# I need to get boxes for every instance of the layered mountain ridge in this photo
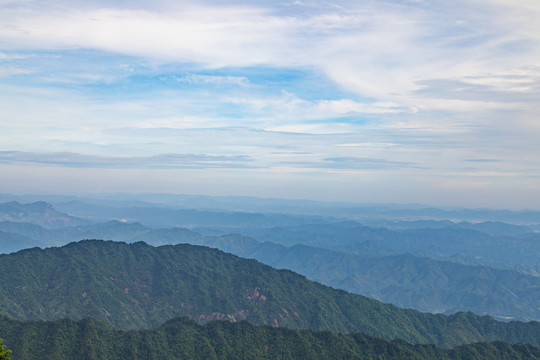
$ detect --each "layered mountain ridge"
[1,215,539,322]
[0,239,539,349]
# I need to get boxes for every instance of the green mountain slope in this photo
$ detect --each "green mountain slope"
[0,240,539,348]
[0,315,539,360]
[203,237,540,321]
[2,221,540,321]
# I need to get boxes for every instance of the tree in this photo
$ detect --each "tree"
[0,339,11,360]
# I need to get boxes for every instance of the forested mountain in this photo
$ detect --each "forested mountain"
[1,219,539,321]
[0,240,539,348]
[203,236,540,321]
[1,315,539,360]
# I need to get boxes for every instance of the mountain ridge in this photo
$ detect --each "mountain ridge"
[1,219,539,321]
[0,239,539,348]
[1,315,540,360]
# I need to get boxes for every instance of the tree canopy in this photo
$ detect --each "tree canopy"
[0,339,11,360]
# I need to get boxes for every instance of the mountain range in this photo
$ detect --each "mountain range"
[0,239,539,349]
[1,211,539,322]
[1,198,540,359]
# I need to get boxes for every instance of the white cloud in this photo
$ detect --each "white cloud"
[223,93,415,127]
[1,0,540,207]
[264,123,353,135]
[0,6,294,66]
[0,52,34,60]
[175,74,249,87]
[0,65,33,77]
[0,151,252,169]
[1,0,539,108]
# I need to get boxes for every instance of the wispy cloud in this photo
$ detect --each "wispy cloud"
[1,0,540,207]
[3,1,539,109]
[175,74,250,87]
[0,151,253,169]
[322,156,417,170]
[0,66,33,77]
[279,156,417,170]
[0,52,35,60]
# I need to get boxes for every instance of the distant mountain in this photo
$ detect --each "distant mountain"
[200,236,540,322]
[0,201,89,229]
[0,219,206,250]
[2,200,537,271]
[453,221,533,237]
[0,219,153,248]
[0,231,41,254]
[3,192,538,224]
[0,240,539,348]
[1,220,539,321]
[1,316,539,360]
[380,220,533,237]
[49,199,334,229]
[238,223,540,271]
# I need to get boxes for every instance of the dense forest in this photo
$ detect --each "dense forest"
[0,240,539,349]
[1,315,539,360]
[2,201,540,322]
[1,201,540,358]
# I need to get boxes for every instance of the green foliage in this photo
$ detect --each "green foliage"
[3,216,540,322]
[191,233,540,322]
[0,338,12,360]
[0,316,539,360]
[0,240,539,348]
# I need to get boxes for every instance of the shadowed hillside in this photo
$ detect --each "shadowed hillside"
[0,240,539,348]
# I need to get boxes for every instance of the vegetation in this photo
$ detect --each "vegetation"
[0,240,539,348]
[0,315,539,360]
[2,219,540,321]
[179,232,540,321]
[0,339,11,360]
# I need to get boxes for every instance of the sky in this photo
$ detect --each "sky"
[1,0,539,209]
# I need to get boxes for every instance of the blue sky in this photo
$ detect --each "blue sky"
[1,0,539,208]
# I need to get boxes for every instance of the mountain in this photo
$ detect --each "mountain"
[201,236,540,322]
[1,316,539,360]
[2,200,538,272]
[0,240,539,348]
[0,231,41,254]
[238,223,540,272]
[1,221,539,321]
[0,201,89,229]
[379,220,533,237]
[453,221,533,237]
[49,199,334,229]
[0,219,153,249]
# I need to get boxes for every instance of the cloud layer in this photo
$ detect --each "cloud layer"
[0,0,539,208]
[0,151,252,169]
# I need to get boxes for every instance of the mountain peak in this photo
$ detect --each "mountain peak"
[0,201,88,229]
